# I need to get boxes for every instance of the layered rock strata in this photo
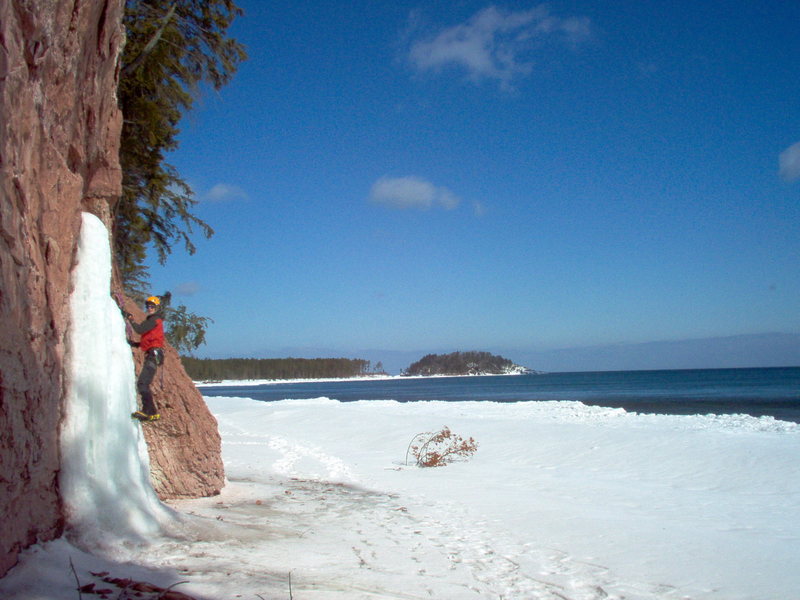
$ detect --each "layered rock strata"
[0,0,223,576]
[0,0,126,577]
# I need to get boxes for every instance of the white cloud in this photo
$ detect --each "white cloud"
[174,281,200,296]
[779,141,800,182]
[203,183,248,202]
[407,5,591,88]
[369,176,461,211]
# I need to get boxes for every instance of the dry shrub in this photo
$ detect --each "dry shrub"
[406,426,478,467]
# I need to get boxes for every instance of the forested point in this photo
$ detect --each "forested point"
[182,357,383,381]
[403,351,528,376]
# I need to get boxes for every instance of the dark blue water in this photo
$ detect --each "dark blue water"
[199,367,800,423]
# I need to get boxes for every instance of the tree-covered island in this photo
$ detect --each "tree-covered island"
[403,351,530,376]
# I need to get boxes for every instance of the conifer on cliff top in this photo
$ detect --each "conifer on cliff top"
[116,1,247,295]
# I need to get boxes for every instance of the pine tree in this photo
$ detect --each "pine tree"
[164,304,214,355]
[116,0,247,295]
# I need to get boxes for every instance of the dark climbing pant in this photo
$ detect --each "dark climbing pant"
[137,349,163,416]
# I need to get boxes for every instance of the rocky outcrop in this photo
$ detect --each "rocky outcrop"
[0,0,224,576]
[142,345,225,500]
[0,0,125,577]
[117,297,225,500]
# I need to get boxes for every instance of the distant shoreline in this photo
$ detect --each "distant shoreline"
[194,372,529,387]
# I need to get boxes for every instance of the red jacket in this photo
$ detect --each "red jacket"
[132,314,165,353]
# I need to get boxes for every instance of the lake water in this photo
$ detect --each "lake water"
[199,366,800,423]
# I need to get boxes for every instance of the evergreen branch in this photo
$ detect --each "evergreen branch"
[122,3,177,76]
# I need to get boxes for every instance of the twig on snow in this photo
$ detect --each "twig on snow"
[69,557,83,600]
[157,580,190,599]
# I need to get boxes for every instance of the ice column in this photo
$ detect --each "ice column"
[60,212,173,552]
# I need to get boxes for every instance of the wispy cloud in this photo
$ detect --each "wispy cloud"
[779,141,800,182]
[472,200,487,217]
[369,176,461,211]
[203,183,248,202]
[406,5,591,89]
[174,281,201,296]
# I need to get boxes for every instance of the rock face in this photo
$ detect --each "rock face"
[142,345,226,500]
[0,0,224,576]
[0,0,126,577]
[118,296,225,500]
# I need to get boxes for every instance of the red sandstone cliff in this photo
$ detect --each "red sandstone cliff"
[0,0,125,577]
[117,295,225,500]
[0,0,223,577]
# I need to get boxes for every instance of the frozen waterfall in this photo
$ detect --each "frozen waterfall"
[59,212,174,553]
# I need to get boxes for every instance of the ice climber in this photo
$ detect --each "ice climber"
[128,295,165,422]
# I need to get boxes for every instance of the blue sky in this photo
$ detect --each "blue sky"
[146,1,800,371]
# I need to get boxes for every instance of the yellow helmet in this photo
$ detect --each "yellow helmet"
[145,295,161,306]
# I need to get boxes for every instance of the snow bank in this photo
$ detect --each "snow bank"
[2,389,799,599]
[199,395,800,599]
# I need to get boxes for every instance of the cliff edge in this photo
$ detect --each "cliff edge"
[0,0,223,577]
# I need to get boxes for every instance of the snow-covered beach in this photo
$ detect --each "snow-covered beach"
[186,395,800,599]
[196,375,408,386]
[3,393,799,599]
[194,372,521,387]
[2,216,798,600]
